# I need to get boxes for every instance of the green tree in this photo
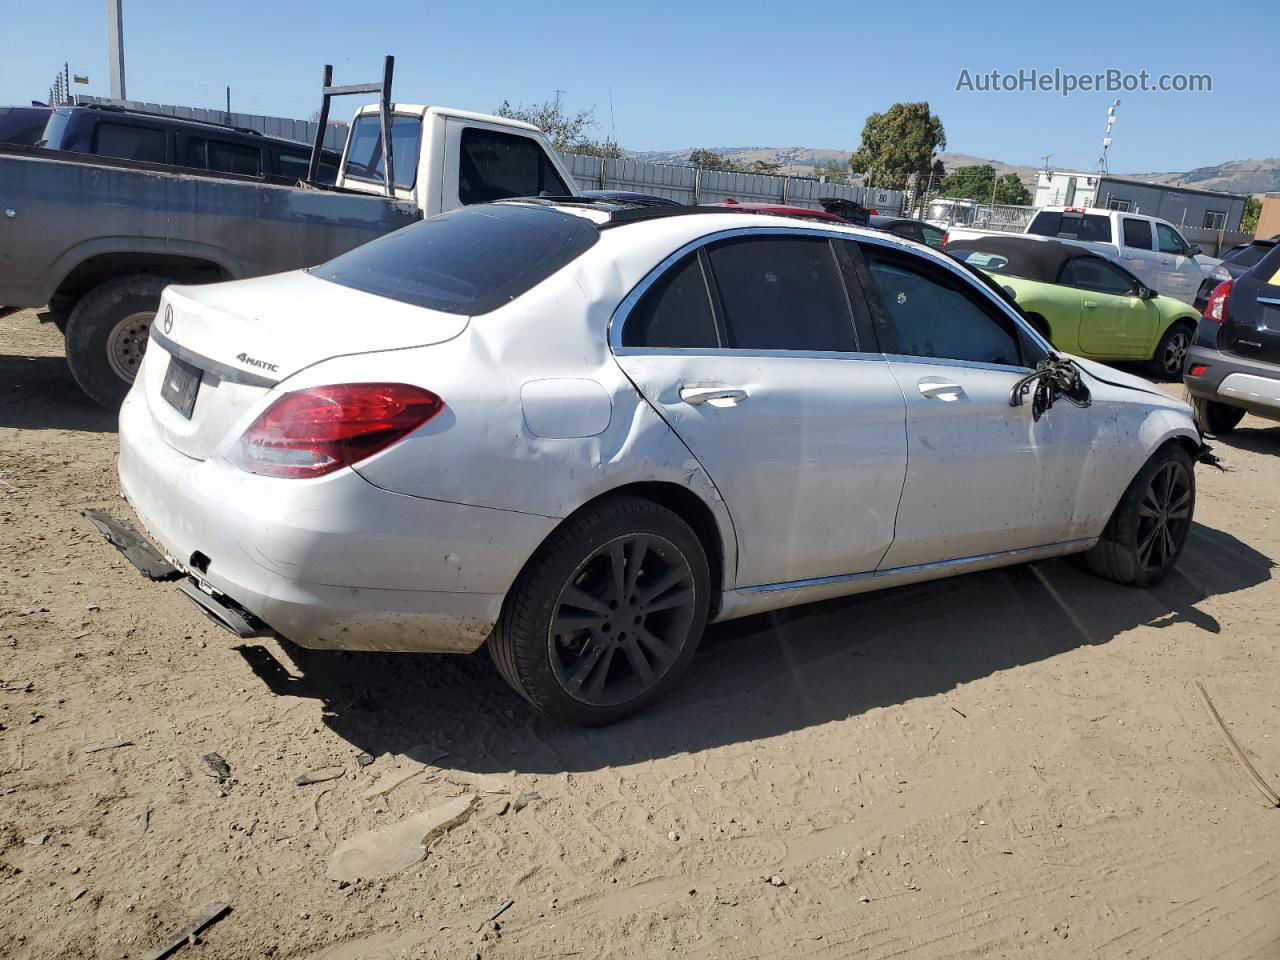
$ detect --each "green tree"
[940,164,1031,205]
[1241,195,1262,234]
[749,159,783,175]
[813,157,851,181]
[496,92,622,158]
[848,102,946,190]
[688,149,745,172]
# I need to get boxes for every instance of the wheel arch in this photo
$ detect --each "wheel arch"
[46,241,242,311]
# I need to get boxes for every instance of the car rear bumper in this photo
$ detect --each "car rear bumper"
[117,388,558,653]
[1184,345,1280,418]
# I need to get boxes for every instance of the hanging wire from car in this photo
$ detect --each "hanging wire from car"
[1009,354,1092,421]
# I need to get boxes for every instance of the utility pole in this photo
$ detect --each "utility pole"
[1096,99,1119,175]
[1040,153,1053,174]
[106,0,127,100]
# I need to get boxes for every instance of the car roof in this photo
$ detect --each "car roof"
[945,234,1119,284]
[706,201,848,223]
[60,104,335,153]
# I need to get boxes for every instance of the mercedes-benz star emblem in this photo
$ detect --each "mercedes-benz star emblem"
[163,304,174,335]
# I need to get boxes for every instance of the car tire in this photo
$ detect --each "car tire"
[64,275,170,408]
[1192,397,1245,436]
[1146,323,1193,381]
[1082,443,1195,587]
[489,496,711,726]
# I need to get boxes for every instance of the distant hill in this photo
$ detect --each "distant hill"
[625,145,1277,195]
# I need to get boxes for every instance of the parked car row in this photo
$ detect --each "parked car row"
[107,198,1204,724]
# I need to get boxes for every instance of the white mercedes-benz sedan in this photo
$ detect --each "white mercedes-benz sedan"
[117,200,1202,724]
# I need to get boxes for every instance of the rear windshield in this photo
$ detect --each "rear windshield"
[343,114,421,190]
[310,203,599,315]
[1027,211,1112,244]
[1224,242,1274,270]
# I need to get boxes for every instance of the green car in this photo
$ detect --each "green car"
[947,235,1201,379]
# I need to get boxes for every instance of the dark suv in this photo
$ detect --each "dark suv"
[37,104,340,184]
[1184,241,1280,435]
[0,105,53,145]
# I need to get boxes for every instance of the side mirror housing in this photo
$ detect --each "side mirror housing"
[1138,284,1157,300]
[1188,243,1202,257]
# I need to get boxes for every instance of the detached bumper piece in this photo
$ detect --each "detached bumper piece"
[177,582,272,639]
[82,509,181,581]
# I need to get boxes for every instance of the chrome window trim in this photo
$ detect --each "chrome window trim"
[607,225,1054,363]
[738,537,1098,595]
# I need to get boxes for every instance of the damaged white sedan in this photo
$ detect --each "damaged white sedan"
[117,200,1202,724]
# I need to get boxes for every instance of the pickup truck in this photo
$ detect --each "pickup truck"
[0,102,580,406]
[944,206,1210,307]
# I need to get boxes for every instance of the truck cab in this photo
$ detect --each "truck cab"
[335,104,580,216]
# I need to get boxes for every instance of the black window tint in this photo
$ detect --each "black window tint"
[888,222,922,241]
[1058,257,1137,296]
[186,138,261,176]
[705,237,856,352]
[343,114,421,189]
[94,122,166,162]
[1122,218,1153,250]
[920,225,945,249]
[1027,211,1112,243]
[310,203,598,315]
[864,249,1021,366]
[1225,243,1271,269]
[623,253,719,348]
[277,150,338,185]
[458,127,570,204]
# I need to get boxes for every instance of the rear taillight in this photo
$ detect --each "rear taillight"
[1203,280,1232,324]
[941,231,949,249]
[233,383,444,479]
[1187,364,1208,378]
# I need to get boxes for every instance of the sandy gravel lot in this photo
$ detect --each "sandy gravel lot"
[2,308,1279,960]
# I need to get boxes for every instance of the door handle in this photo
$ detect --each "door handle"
[917,380,966,401]
[1083,300,1099,310]
[679,386,747,407]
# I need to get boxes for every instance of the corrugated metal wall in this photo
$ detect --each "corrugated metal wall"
[564,153,904,213]
[74,95,347,151]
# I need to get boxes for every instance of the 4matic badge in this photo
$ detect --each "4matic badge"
[236,352,279,373]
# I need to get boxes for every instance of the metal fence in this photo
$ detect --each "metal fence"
[564,153,905,214]
[74,95,347,151]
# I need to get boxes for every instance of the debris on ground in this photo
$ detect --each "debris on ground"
[511,790,540,813]
[356,752,375,768]
[294,766,345,787]
[768,875,785,887]
[1197,680,1280,808]
[443,770,511,794]
[140,902,231,960]
[201,753,231,783]
[327,794,478,882]
[83,738,133,754]
[23,832,49,846]
[361,750,447,800]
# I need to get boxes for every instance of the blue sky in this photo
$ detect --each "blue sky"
[3,0,1273,173]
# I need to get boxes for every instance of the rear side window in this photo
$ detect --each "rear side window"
[1058,257,1138,296]
[862,247,1021,367]
[185,137,262,176]
[93,122,167,163]
[344,114,421,189]
[310,203,598,315]
[458,128,570,204]
[277,149,338,185]
[1028,211,1112,244]
[1122,218,1153,250]
[622,253,719,349]
[705,237,857,352]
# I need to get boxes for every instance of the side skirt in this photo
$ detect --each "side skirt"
[713,537,1098,623]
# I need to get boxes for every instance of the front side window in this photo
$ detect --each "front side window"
[458,127,570,204]
[93,122,167,163]
[343,114,421,190]
[705,237,857,352]
[1122,218,1153,250]
[622,253,719,349]
[1155,222,1189,255]
[310,203,597,315]
[861,246,1021,367]
[1058,257,1139,296]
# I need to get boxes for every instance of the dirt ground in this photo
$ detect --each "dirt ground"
[2,307,1279,960]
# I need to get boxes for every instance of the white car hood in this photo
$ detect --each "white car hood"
[1069,355,1174,402]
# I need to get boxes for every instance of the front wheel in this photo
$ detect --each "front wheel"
[1147,323,1193,381]
[1082,444,1195,587]
[64,275,170,408]
[489,497,710,725]
[1192,397,1245,436]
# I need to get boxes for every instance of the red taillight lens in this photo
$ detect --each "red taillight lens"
[941,231,949,249]
[1203,279,1232,324]
[234,383,443,478]
[1187,364,1208,378]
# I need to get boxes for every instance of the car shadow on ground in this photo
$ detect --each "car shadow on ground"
[232,521,1273,774]
[0,352,117,432]
[1211,423,1280,457]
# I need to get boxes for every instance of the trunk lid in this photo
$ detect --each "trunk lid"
[142,271,468,461]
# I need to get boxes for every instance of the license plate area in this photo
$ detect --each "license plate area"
[161,355,203,419]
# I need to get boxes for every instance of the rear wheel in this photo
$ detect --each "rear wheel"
[489,496,710,725]
[1147,323,1193,380]
[1192,397,1245,436]
[64,275,170,408]
[1082,444,1195,587]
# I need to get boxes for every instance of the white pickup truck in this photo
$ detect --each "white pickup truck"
[1,95,580,405]
[944,206,1211,306]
